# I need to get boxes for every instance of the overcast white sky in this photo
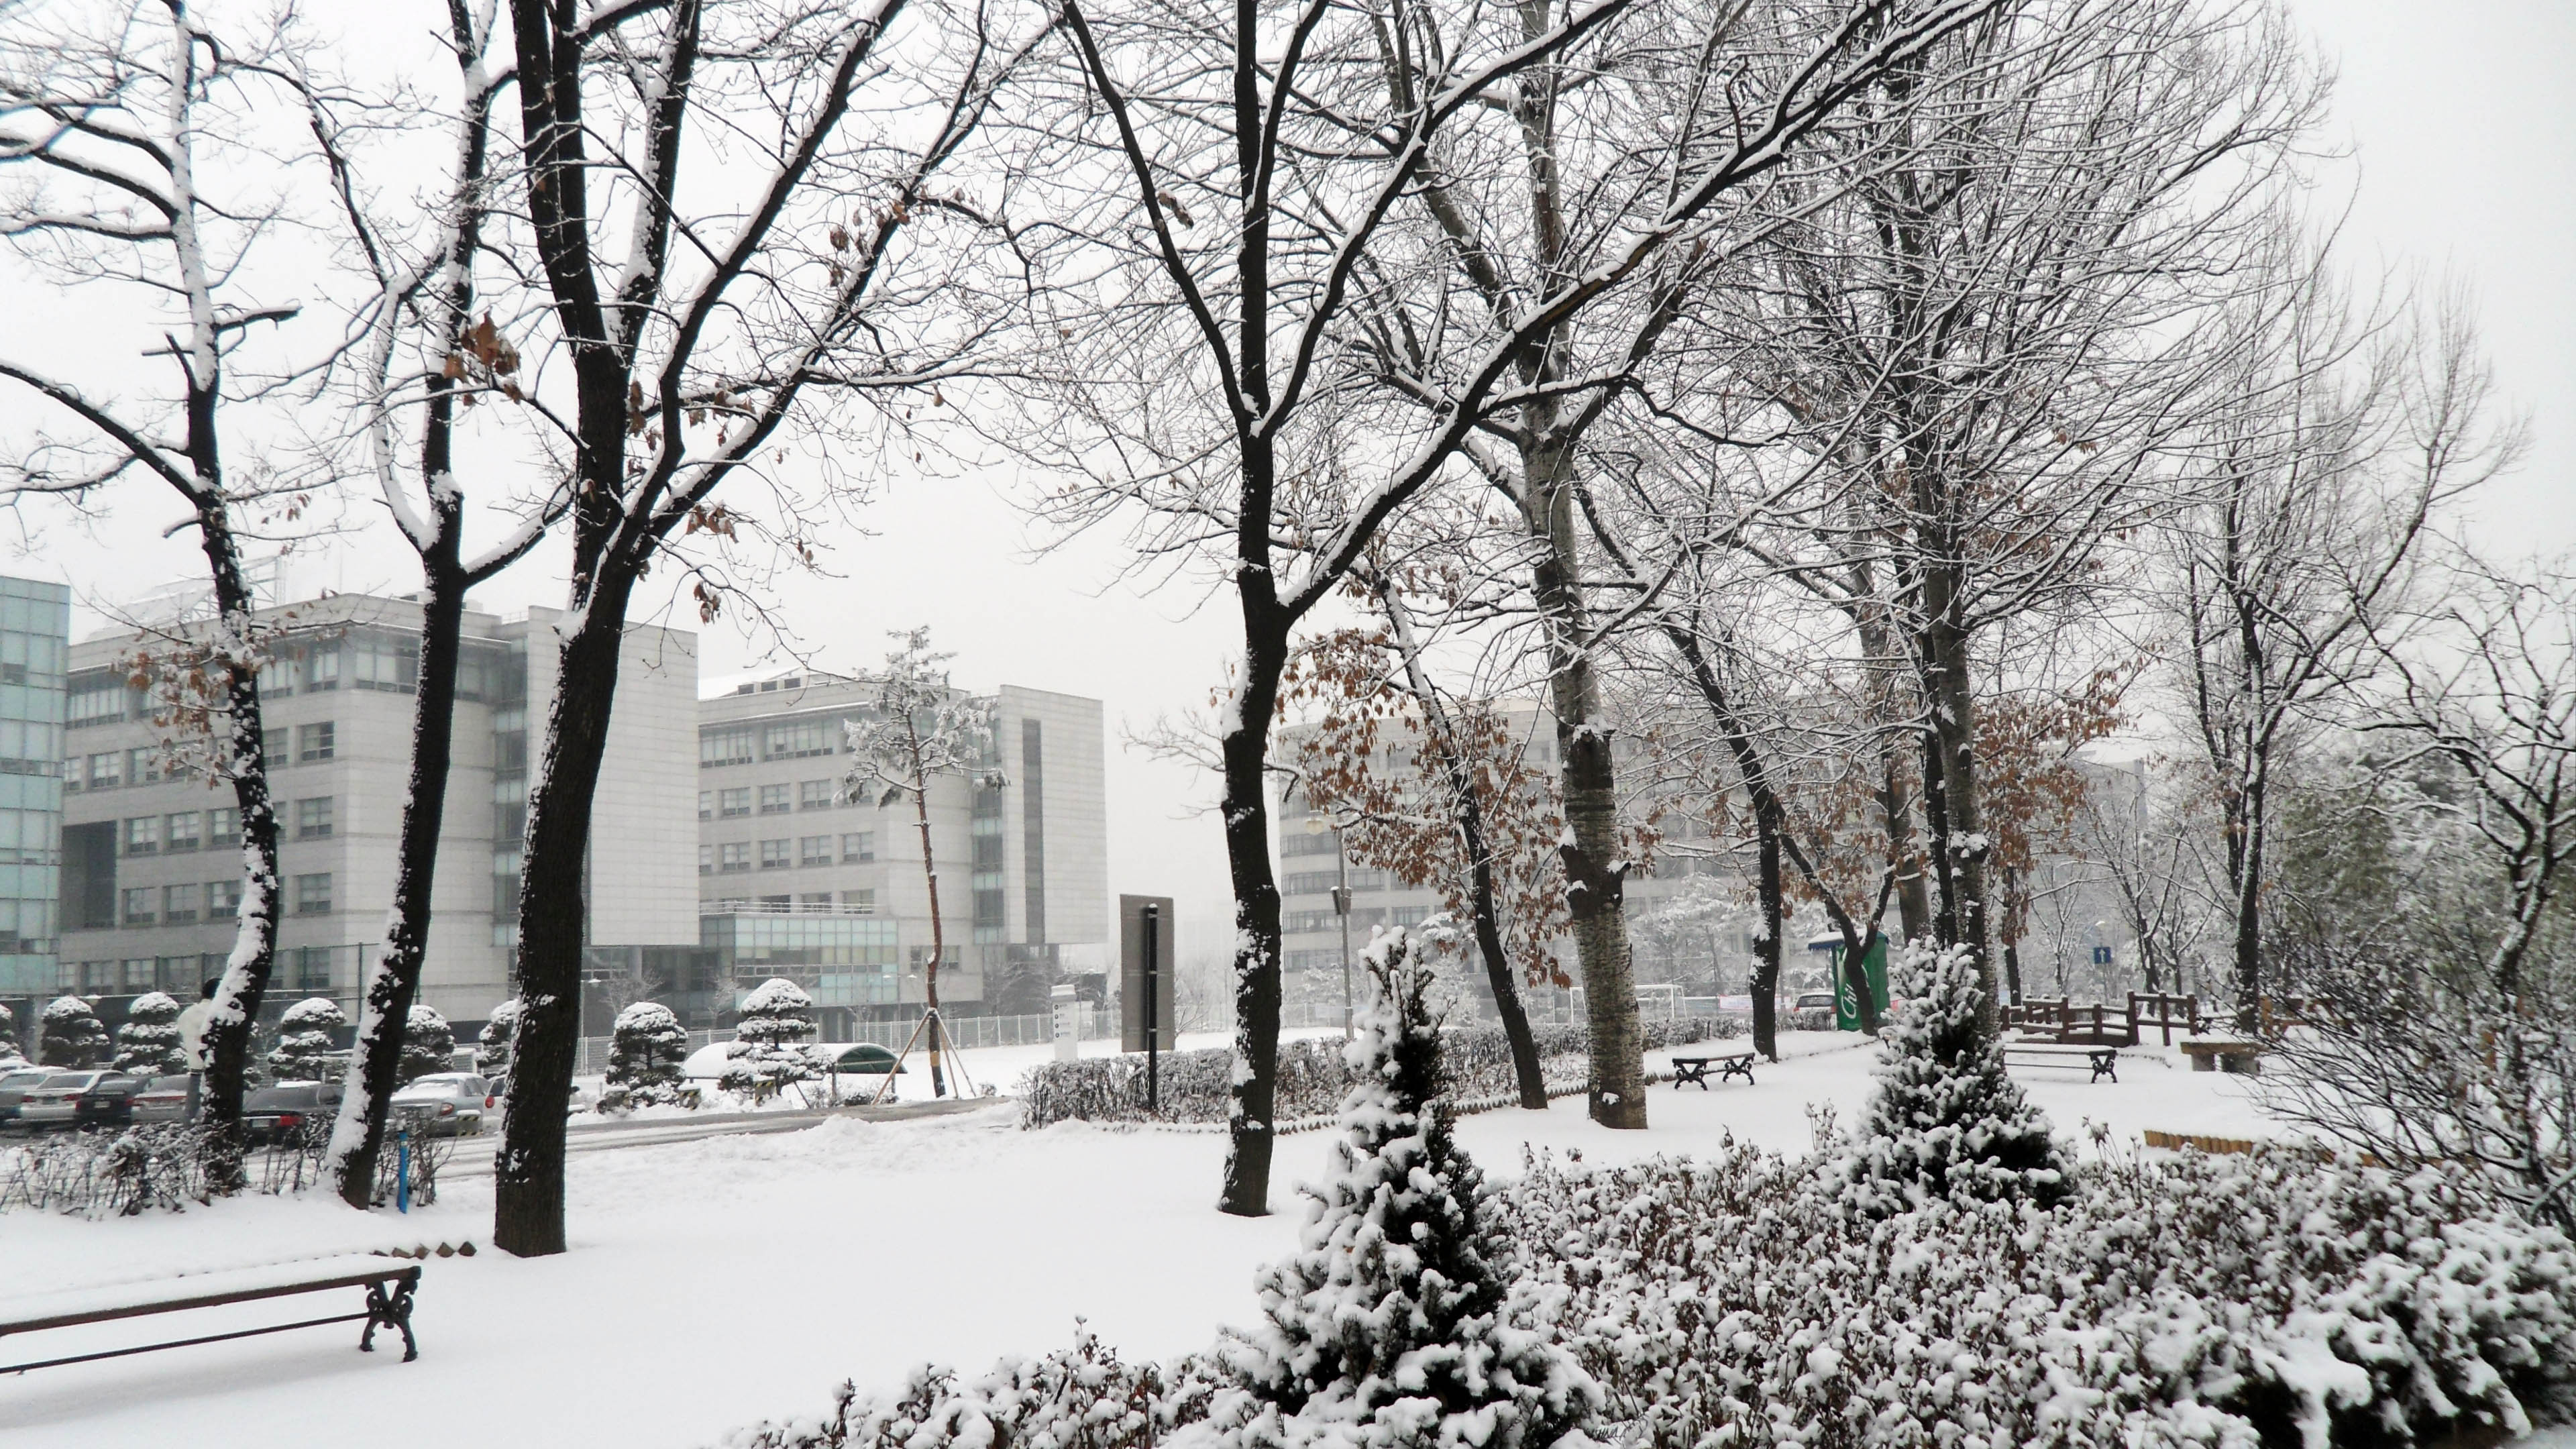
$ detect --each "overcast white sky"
[4,0,2569,952]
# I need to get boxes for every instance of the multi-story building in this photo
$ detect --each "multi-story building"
[692,671,1106,1037]
[0,578,70,1037]
[1275,700,1760,1022]
[56,594,699,1026]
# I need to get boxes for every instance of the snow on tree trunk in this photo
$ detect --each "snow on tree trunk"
[1227,925,1600,1448]
[113,992,186,1074]
[1841,943,2067,1215]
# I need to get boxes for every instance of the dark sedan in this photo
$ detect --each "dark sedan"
[242,1082,345,1144]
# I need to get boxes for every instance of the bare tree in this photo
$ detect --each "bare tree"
[844,627,1004,1098]
[0,0,315,1188]
[306,0,572,1210]
[488,0,1037,1255]
[2165,253,2522,1028]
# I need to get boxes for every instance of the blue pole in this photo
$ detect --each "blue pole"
[396,1129,411,1214]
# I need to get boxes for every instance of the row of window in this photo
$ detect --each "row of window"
[1281,868,1391,896]
[68,723,336,792]
[703,890,879,914]
[1281,905,1428,934]
[117,801,336,855]
[700,833,877,873]
[117,879,246,926]
[700,716,847,767]
[63,946,343,996]
[699,780,847,818]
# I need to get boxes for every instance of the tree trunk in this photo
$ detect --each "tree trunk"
[2229,764,2265,1032]
[494,572,635,1257]
[914,780,948,1098]
[1916,592,1998,1035]
[191,502,282,1196]
[331,549,468,1205]
[1526,461,1646,1128]
[1855,601,1931,947]
[1217,623,1291,1214]
[1750,814,1783,1061]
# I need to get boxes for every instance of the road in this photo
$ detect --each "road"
[432,1095,1007,1179]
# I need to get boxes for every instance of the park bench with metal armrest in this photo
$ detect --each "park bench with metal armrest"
[0,1256,421,1375]
[1670,1051,1757,1089]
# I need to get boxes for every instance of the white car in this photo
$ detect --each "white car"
[390,1073,496,1137]
[15,1071,111,1130]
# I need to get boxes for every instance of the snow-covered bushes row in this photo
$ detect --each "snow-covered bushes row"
[0,1120,451,1218]
[1018,1016,1740,1128]
[1496,1135,2576,1448]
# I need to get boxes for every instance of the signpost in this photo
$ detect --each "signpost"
[1830,938,1891,1032]
[1050,982,1079,1062]
[1119,895,1177,1108]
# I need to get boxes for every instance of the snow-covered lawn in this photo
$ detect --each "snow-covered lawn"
[0,1032,2436,1447]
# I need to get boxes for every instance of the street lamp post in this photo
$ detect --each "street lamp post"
[1305,814,1356,1039]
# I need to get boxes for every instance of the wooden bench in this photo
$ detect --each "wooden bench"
[1671,1052,1756,1089]
[2000,1042,2120,1083]
[2179,1039,2263,1075]
[0,1256,421,1375]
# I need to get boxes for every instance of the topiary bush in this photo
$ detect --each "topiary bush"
[267,997,345,1082]
[398,1004,453,1085]
[476,998,519,1081]
[37,996,107,1068]
[600,1001,691,1112]
[722,979,818,1099]
[114,991,186,1074]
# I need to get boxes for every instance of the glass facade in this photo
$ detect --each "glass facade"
[701,911,900,1009]
[0,578,68,994]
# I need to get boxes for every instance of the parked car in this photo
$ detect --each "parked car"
[16,1071,112,1130]
[1788,991,1839,1031]
[390,1074,494,1137]
[241,1082,345,1144]
[76,1073,194,1128]
[0,1067,55,1128]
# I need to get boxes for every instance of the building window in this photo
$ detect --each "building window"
[798,779,836,810]
[263,728,288,763]
[700,727,755,767]
[124,816,160,856]
[296,796,335,840]
[843,889,875,915]
[1282,871,1338,896]
[718,842,751,873]
[68,676,125,727]
[209,808,239,848]
[841,831,875,863]
[718,788,751,818]
[350,635,418,692]
[299,722,336,762]
[296,946,333,993]
[799,835,833,867]
[127,749,164,785]
[163,883,200,924]
[208,879,241,919]
[121,888,155,926]
[294,872,333,915]
[305,645,341,691]
[763,718,834,759]
[699,845,714,876]
[166,811,201,852]
[759,839,790,870]
[758,784,791,814]
[698,790,712,821]
[85,751,121,789]
[799,892,835,911]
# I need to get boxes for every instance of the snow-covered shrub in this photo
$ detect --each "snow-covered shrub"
[1221,928,1598,1449]
[398,1004,453,1085]
[600,1002,690,1112]
[267,997,345,1081]
[1494,1137,2576,1448]
[36,996,107,1068]
[1,1118,452,1218]
[1840,942,2066,1214]
[722,979,818,1099]
[476,998,519,1080]
[0,1001,18,1060]
[113,991,186,1074]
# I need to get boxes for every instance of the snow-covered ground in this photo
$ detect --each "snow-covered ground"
[0,1031,2515,1448]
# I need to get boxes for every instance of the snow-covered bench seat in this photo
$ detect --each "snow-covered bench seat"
[0,1254,422,1375]
[2000,1042,2119,1083]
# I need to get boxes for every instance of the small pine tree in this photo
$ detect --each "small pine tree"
[1232,927,1599,1449]
[398,1004,455,1085]
[476,998,520,1078]
[1840,943,2069,1215]
[114,991,186,1074]
[600,1001,690,1112]
[720,978,818,1099]
[38,996,108,1068]
[267,997,346,1081]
